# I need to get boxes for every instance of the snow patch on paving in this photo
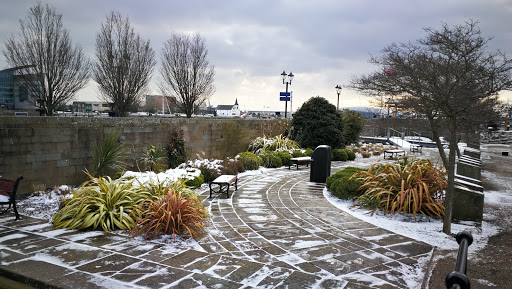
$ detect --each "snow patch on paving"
[323,188,499,251]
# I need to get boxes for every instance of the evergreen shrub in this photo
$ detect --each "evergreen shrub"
[259,151,283,168]
[332,149,348,161]
[346,150,356,161]
[326,167,365,200]
[237,152,260,171]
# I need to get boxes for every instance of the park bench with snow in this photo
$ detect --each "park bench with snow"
[384,149,406,159]
[209,175,238,198]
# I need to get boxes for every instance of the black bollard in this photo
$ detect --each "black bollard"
[445,231,473,289]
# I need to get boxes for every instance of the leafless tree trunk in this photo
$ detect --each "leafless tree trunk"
[93,11,155,117]
[3,3,90,116]
[159,33,215,118]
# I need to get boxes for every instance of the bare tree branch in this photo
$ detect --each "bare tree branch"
[93,11,155,117]
[159,33,215,118]
[3,3,90,116]
[349,20,512,234]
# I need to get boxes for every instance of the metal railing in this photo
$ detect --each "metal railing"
[445,231,473,289]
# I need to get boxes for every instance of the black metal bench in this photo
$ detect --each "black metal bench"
[209,175,238,198]
[0,176,23,220]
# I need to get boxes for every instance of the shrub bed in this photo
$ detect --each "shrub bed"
[326,167,365,200]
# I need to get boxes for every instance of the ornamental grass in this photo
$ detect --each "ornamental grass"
[352,159,446,219]
[130,185,208,240]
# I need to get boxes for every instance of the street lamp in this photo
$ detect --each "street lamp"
[335,84,342,111]
[281,70,294,119]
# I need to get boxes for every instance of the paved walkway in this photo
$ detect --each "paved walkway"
[0,162,433,288]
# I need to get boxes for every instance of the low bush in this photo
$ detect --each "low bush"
[291,149,306,158]
[185,173,204,188]
[332,149,348,161]
[326,167,365,200]
[199,165,221,183]
[305,148,314,156]
[237,152,260,171]
[259,151,283,168]
[276,150,292,166]
[353,159,446,219]
[221,158,245,175]
[361,151,371,158]
[346,150,356,161]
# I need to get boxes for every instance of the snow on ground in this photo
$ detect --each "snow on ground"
[13,145,507,254]
[323,188,498,251]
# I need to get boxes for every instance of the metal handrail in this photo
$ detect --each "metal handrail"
[445,231,473,289]
[388,128,404,138]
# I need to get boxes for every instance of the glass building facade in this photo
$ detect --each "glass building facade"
[0,68,15,109]
[0,67,37,110]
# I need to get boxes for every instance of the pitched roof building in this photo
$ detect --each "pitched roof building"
[216,99,240,117]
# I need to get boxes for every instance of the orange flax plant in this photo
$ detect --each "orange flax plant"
[131,180,208,240]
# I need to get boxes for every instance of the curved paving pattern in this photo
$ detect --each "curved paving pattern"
[0,163,433,288]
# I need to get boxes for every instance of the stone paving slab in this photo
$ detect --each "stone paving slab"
[0,162,434,288]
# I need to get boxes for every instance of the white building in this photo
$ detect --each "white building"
[216,99,240,117]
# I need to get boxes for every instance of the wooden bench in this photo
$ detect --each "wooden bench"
[410,144,422,153]
[0,176,23,220]
[209,175,238,198]
[289,156,312,170]
[384,149,406,159]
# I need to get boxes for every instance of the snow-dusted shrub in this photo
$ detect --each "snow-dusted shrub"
[237,152,260,171]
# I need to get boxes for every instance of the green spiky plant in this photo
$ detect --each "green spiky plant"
[139,144,168,173]
[247,134,300,154]
[53,174,148,231]
[352,159,446,219]
[90,131,128,177]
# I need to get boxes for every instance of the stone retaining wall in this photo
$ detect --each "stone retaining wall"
[0,116,288,194]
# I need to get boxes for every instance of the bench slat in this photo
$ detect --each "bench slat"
[212,175,237,184]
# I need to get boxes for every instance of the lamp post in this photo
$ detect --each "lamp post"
[281,70,294,119]
[335,84,342,111]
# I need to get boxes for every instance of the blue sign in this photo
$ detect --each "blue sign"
[280,92,291,96]
[280,97,291,101]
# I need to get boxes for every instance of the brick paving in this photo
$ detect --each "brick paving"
[0,162,433,288]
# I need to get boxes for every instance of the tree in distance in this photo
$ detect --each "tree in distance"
[3,3,90,116]
[350,20,512,234]
[93,11,156,117]
[159,33,215,118]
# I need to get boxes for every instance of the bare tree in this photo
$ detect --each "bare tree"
[159,33,215,118]
[3,3,90,116]
[93,11,155,117]
[350,20,512,234]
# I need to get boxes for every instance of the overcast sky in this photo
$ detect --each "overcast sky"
[2,0,512,111]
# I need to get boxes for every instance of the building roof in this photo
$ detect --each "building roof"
[216,105,234,110]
